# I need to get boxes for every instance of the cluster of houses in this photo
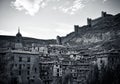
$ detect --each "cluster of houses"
[0,26,120,84]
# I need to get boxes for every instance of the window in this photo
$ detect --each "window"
[60,65,62,68]
[19,64,22,69]
[35,68,37,73]
[57,69,59,72]
[27,64,30,69]
[57,73,59,76]
[27,77,29,80]
[27,71,30,75]
[27,57,30,62]
[27,67,30,69]
[19,71,21,75]
[15,64,17,67]
[33,76,35,78]
[100,60,103,64]
[19,57,22,62]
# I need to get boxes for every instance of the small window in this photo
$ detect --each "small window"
[27,66,30,69]
[57,73,59,77]
[60,65,62,68]
[35,68,37,73]
[19,71,21,75]
[19,64,22,69]
[100,60,103,64]
[57,69,59,72]
[27,77,29,80]
[27,64,30,69]
[19,57,22,62]
[27,71,30,75]
[27,57,30,62]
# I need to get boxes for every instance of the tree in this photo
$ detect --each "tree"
[87,64,99,84]
[86,51,120,84]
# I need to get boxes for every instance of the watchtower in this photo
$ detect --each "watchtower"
[56,36,62,45]
[101,11,107,17]
[74,25,79,36]
[87,18,92,27]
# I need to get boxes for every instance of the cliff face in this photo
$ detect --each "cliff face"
[61,13,120,49]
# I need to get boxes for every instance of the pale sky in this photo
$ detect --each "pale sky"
[0,0,120,39]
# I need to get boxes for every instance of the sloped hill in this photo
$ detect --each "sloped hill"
[61,13,120,49]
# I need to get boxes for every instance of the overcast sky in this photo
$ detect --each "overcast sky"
[0,0,120,39]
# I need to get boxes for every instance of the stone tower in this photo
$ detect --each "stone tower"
[101,11,107,17]
[74,25,79,36]
[87,18,92,27]
[56,36,62,45]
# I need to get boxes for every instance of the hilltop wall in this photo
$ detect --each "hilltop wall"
[60,12,120,48]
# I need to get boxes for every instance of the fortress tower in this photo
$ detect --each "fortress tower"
[56,36,62,45]
[87,18,92,27]
[74,25,79,36]
[101,11,107,17]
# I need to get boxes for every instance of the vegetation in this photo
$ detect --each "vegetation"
[86,53,120,84]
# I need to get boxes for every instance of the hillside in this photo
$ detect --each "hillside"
[60,12,120,50]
